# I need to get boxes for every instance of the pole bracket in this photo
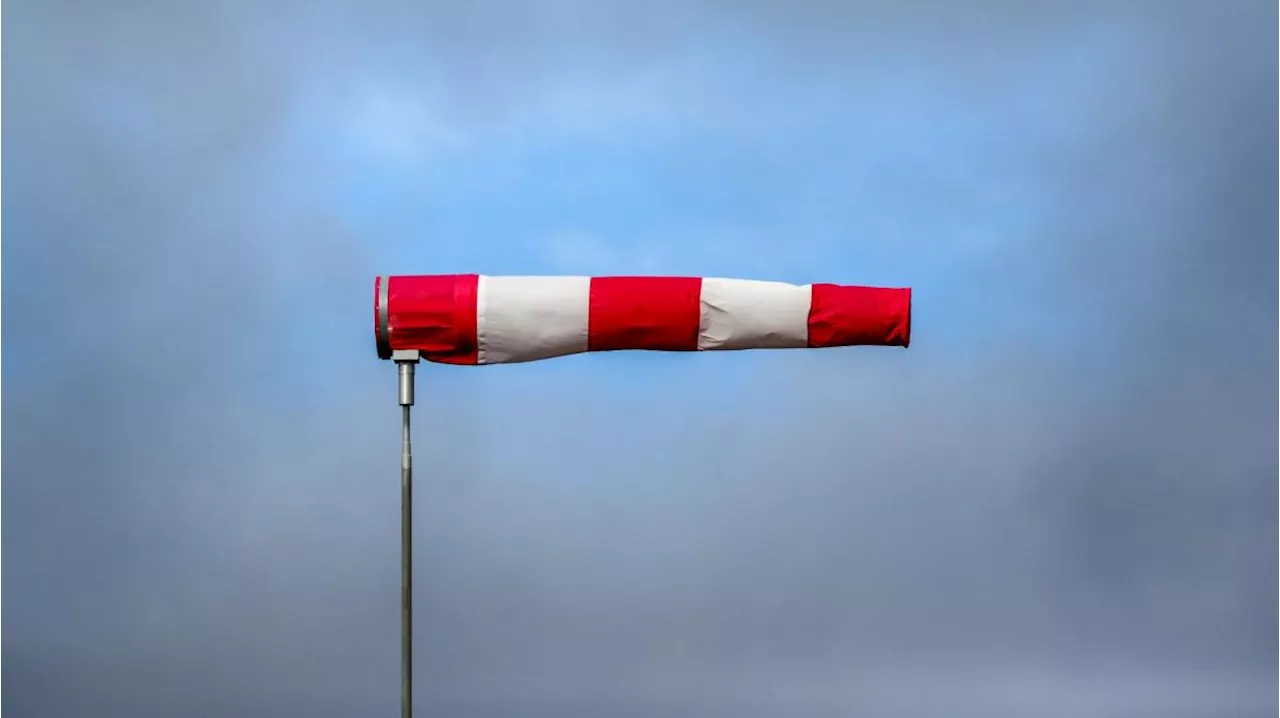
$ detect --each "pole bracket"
[394,351,420,407]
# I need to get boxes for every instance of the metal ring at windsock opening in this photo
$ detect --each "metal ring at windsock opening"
[374,274,911,365]
[375,276,391,360]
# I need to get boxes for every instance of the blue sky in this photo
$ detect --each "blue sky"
[4,1,1275,716]
[229,13,1136,396]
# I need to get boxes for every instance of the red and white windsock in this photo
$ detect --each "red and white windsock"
[375,275,911,364]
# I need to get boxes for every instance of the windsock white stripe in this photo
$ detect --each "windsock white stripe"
[478,275,590,364]
[697,278,812,350]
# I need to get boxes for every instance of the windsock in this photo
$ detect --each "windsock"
[375,275,911,364]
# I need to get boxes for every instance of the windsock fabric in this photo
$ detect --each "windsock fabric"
[375,275,911,364]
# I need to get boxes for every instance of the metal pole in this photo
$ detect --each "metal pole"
[394,351,419,718]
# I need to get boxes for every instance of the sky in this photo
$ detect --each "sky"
[2,0,1277,716]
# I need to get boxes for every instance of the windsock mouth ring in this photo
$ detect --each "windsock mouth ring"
[375,276,391,360]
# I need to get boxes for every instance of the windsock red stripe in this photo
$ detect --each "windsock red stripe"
[378,275,910,364]
[809,283,912,349]
[383,274,479,364]
[588,276,702,352]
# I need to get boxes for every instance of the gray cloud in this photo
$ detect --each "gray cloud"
[3,0,1275,716]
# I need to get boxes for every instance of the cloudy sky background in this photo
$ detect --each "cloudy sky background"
[4,1,1276,715]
